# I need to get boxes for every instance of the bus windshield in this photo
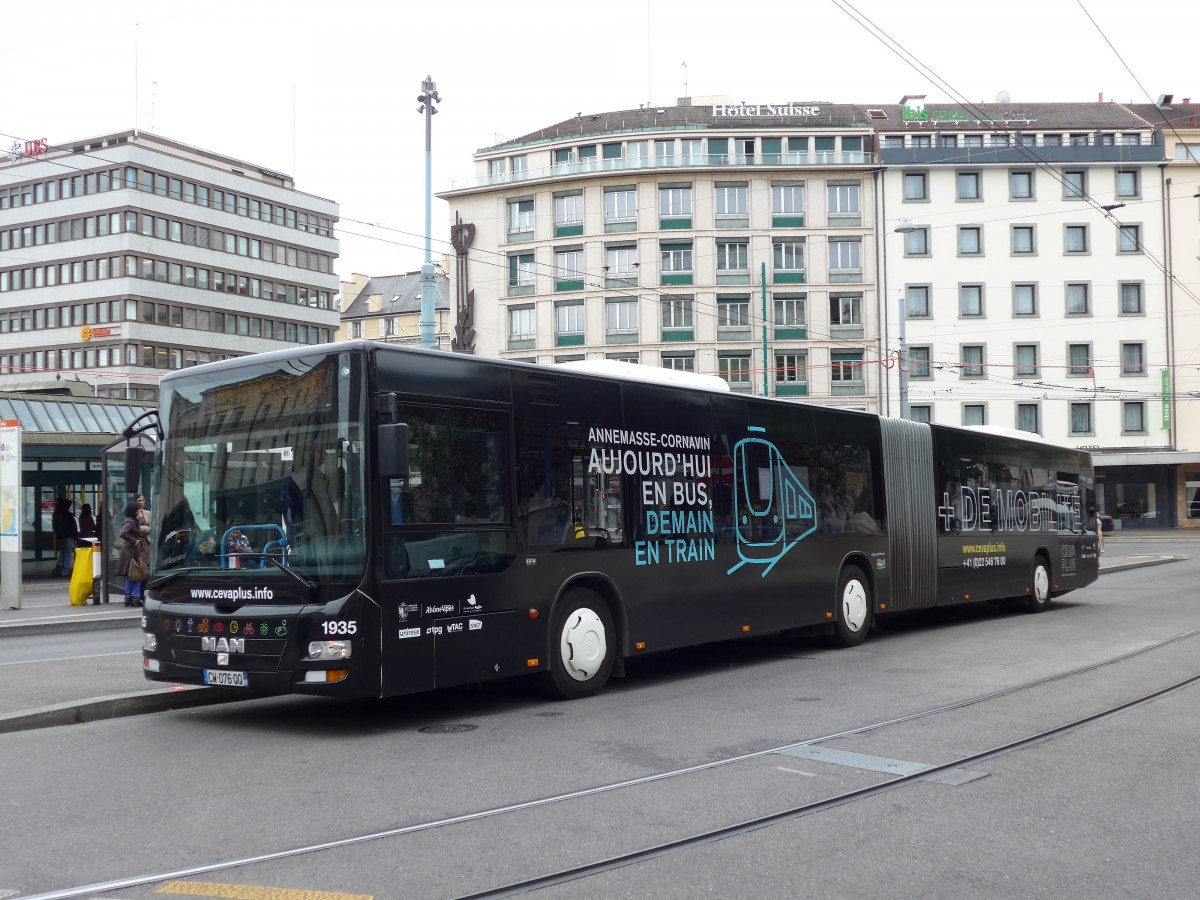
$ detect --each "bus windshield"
[154,350,367,584]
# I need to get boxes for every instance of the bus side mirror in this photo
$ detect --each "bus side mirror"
[378,423,410,480]
[125,446,145,495]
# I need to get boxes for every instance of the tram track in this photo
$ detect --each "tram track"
[16,625,1200,900]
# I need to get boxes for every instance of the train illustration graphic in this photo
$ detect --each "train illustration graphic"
[727,427,817,576]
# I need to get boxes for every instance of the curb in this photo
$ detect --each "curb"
[1099,555,1185,575]
[0,685,270,735]
[0,614,142,638]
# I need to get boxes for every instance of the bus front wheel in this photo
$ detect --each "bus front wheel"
[832,567,872,647]
[541,589,615,699]
[1027,556,1052,613]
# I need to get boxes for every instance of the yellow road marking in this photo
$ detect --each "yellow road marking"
[156,881,372,900]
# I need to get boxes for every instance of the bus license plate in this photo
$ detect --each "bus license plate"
[204,670,248,687]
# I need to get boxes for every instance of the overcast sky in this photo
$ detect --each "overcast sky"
[3,0,1196,288]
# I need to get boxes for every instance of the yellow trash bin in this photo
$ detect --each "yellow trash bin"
[69,544,94,606]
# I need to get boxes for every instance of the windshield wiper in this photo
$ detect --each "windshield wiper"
[255,553,318,596]
[148,567,210,590]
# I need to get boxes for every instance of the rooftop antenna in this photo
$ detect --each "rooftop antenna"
[683,61,688,97]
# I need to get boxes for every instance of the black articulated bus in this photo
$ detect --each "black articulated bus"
[121,341,1100,700]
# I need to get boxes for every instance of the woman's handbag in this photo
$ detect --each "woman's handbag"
[128,556,149,581]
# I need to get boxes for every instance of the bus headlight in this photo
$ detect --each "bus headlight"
[143,632,157,652]
[306,640,352,661]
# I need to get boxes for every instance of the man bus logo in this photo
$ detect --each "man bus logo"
[201,637,245,653]
[727,427,817,577]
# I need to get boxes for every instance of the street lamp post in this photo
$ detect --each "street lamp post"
[893,222,916,419]
[417,76,441,350]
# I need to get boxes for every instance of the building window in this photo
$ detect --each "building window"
[1068,343,1092,376]
[906,285,930,318]
[909,346,932,379]
[960,345,985,377]
[554,249,585,287]
[1014,344,1039,377]
[1016,403,1040,434]
[605,299,638,335]
[660,242,693,274]
[1063,170,1086,199]
[1123,401,1146,433]
[605,245,638,280]
[892,229,922,264]
[774,295,806,328]
[1069,402,1093,435]
[717,241,749,272]
[1013,283,1037,316]
[772,239,804,274]
[909,405,932,423]
[1012,226,1035,254]
[718,297,750,328]
[554,193,583,229]
[719,353,751,390]
[904,172,928,201]
[963,404,986,426]
[1066,283,1090,315]
[556,302,584,339]
[959,284,983,317]
[774,352,807,387]
[605,188,637,223]
[661,296,693,332]
[659,186,692,218]
[1175,144,1200,161]
[829,238,862,273]
[831,351,864,383]
[715,183,748,218]
[662,352,694,372]
[1120,282,1144,315]
[1121,342,1145,375]
[509,306,535,341]
[508,253,535,294]
[771,183,804,217]
[1118,224,1142,253]
[508,199,534,235]
[349,320,363,339]
[1116,170,1139,197]
[957,172,981,200]
[831,293,862,325]
[958,226,982,255]
[1010,170,1033,199]
[827,182,861,224]
[1065,225,1089,253]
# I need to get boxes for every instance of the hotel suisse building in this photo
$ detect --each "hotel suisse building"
[0,130,340,400]
[439,98,884,410]
[441,95,1200,526]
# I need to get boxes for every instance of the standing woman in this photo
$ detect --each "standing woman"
[135,494,151,601]
[118,501,150,607]
[51,498,79,577]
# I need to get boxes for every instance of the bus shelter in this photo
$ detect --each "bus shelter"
[0,388,153,589]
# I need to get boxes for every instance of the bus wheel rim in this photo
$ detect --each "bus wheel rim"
[1034,565,1050,602]
[842,582,868,632]
[560,608,607,682]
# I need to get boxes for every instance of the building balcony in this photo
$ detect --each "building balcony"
[447,151,876,193]
[880,137,1164,166]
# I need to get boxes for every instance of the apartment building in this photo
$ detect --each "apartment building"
[0,130,340,400]
[438,98,884,410]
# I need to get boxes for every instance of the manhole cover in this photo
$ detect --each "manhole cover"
[418,724,478,734]
[793,697,821,702]
[535,711,564,718]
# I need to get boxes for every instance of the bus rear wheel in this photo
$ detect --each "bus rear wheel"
[832,566,872,647]
[541,589,615,700]
[1027,556,1052,613]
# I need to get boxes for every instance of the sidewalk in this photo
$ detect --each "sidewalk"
[0,534,1190,734]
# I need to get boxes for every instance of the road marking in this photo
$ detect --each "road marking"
[775,766,819,777]
[156,882,372,900]
[0,650,139,667]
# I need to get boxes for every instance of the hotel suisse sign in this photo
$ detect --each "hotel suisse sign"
[712,104,822,117]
